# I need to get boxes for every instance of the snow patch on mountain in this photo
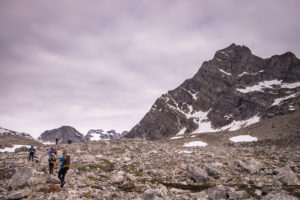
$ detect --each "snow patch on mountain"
[218,69,232,76]
[238,70,264,77]
[271,93,300,106]
[183,141,207,147]
[229,135,258,143]
[237,80,282,93]
[85,129,127,141]
[176,127,187,135]
[237,80,300,93]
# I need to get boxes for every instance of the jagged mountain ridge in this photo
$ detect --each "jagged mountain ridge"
[38,126,86,144]
[125,43,300,140]
[0,127,34,139]
[0,126,41,148]
[85,129,128,141]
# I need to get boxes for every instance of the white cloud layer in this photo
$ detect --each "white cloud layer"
[0,0,300,137]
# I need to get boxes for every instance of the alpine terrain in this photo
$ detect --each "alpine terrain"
[0,44,299,200]
[125,43,300,140]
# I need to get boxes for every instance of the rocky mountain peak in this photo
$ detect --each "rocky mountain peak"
[125,44,300,140]
[85,129,127,141]
[38,126,86,144]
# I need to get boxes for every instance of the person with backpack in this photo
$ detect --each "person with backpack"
[48,153,56,174]
[28,146,35,162]
[52,150,70,188]
[48,147,57,155]
[55,137,59,145]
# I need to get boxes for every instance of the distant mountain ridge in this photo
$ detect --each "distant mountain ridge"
[125,43,300,140]
[38,126,86,144]
[0,126,41,149]
[85,129,128,141]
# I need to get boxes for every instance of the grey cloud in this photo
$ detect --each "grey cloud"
[0,0,300,137]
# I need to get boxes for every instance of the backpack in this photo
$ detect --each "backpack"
[63,156,71,168]
[48,154,56,162]
[30,147,35,152]
[52,148,56,153]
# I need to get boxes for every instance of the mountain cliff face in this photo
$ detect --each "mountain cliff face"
[85,129,128,141]
[125,44,300,140]
[38,126,86,144]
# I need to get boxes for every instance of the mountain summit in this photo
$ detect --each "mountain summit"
[125,44,300,140]
[38,126,86,144]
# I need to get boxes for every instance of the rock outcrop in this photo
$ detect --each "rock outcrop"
[38,126,86,144]
[125,44,300,140]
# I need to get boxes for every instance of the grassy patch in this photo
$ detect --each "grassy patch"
[279,156,288,163]
[135,169,143,177]
[98,158,115,172]
[88,163,101,169]
[78,166,86,171]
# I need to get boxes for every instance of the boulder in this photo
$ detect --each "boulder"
[202,163,221,179]
[143,184,168,200]
[110,171,125,184]
[9,167,33,190]
[274,166,300,185]
[46,175,61,184]
[262,191,298,200]
[238,158,262,174]
[6,188,31,200]
[0,168,16,180]
[14,146,29,153]
[206,186,232,200]
[187,165,210,183]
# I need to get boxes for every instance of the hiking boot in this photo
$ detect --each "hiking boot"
[61,181,65,188]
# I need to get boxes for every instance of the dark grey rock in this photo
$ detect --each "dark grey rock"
[0,168,16,180]
[262,191,299,200]
[9,167,33,190]
[38,126,86,144]
[143,184,168,200]
[274,166,300,185]
[125,44,300,140]
[6,188,31,200]
[14,146,29,153]
[187,165,210,183]
[206,186,235,200]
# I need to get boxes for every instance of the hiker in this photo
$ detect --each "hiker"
[67,139,72,144]
[28,145,35,162]
[48,153,56,174]
[56,137,59,145]
[52,151,70,188]
[48,147,57,155]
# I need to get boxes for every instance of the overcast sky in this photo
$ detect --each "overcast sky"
[1,0,300,138]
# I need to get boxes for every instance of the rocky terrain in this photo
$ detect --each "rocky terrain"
[0,127,41,149]
[38,126,86,144]
[0,110,299,200]
[126,43,300,140]
[85,129,128,141]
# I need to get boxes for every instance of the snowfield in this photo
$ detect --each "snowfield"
[170,136,183,140]
[271,93,300,106]
[0,145,31,153]
[237,80,300,93]
[229,135,258,143]
[183,141,207,147]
